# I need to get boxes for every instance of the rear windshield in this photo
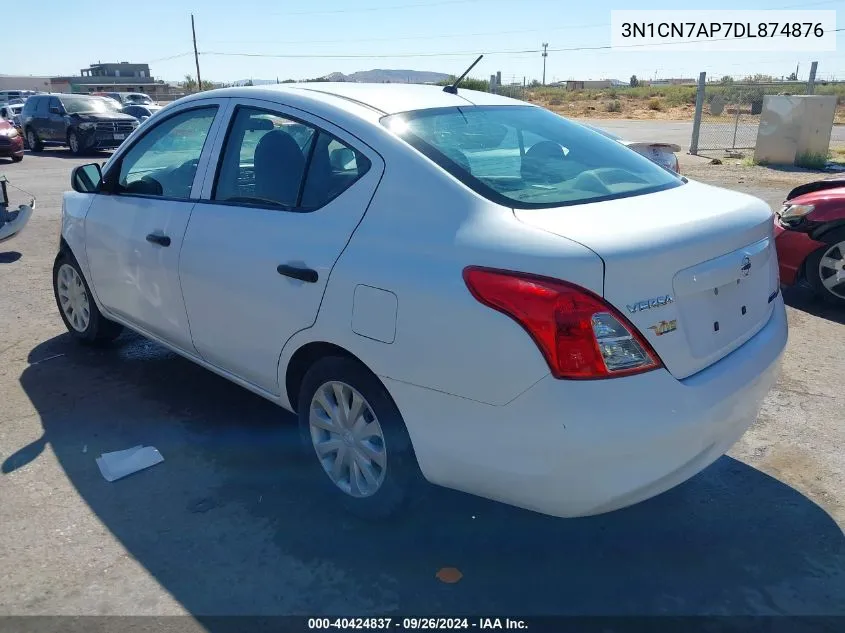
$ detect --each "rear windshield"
[382,105,682,208]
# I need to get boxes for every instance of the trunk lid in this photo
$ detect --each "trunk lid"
[513,179,779,379]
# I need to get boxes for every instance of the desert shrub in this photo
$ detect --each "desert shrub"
[648,98,663,111]
[606,100,622,112]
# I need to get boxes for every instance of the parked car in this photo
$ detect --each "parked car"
[0,103,24,135]
[582,123,681,173]
[774,177,845,305]
[0,119,24,162]
[98,92,156,107]
[56,84,786,519]
[0,176,33,242]
[22,94,139,155]
[121,104,163,123]
[0,90,37,105]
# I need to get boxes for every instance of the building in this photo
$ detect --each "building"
[564,80,613,90]
[0,75,54,92]
[51,62,171,97]
[649,78,697,86]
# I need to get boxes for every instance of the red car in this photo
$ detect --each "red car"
[774,177,845,305]
[0,119,24,162]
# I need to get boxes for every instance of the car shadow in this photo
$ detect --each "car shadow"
[0,251,22,263]
[24,148,112,159]
[782,285,845,325]
[7,333,845,617]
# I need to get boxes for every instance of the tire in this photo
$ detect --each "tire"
[52,251,123,345]
[806,228,845,306]
[68,130,84,156]
[25,128,43,152]
[11,154,23,162]
[297,356,422,519]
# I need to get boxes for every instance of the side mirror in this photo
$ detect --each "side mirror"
[71,163,102,193]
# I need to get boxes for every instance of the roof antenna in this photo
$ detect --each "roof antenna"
[443,54,483,94]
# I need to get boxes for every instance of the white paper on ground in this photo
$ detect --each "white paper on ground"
[96,445,164,482]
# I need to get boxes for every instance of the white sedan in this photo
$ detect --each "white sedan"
[55,83,787,518]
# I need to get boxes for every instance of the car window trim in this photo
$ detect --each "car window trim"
[101,103,222,202]
[205,103,373,214]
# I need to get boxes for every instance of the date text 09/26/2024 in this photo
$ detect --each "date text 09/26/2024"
[307,618,527,630]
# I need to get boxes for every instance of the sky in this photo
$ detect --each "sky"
[4,0,843,84]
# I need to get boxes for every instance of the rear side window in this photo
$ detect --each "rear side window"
[382,105,682,209]
[213,106,370,210]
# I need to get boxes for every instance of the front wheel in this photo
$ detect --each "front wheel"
[806,230,845,306]
[53,252,123,344]
[297,356,423,519]
[68,130,83,156]
[11,154,23,162]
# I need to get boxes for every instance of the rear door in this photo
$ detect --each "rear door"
[179,99,384,394]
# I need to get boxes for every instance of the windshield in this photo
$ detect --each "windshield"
[125,94,153,105]
[60,96,112,114]
[382,105,682,208]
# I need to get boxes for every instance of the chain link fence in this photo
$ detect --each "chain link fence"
[691,76,812,154]
[490,81,527,101]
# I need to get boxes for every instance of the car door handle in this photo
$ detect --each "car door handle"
[277,264,318,283]
[145,233,171,247]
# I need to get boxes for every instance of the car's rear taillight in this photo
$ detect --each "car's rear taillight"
[463,267,663,380]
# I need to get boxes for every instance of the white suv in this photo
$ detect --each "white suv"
[55,84,787,518]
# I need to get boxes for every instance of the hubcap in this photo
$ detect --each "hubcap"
[56,264,90,332]
[309,380,387,498]
[819,240,845,300]
[70,134,78,153]
[27,131,35,147]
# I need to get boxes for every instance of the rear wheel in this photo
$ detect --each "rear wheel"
[53,252,123,344]
[807,229,845,306]
[297,356,422,519]
[26,129,43,152]
[11,154,22,162]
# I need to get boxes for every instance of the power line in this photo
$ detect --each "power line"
[202,23,608,46]
[260,0,547,16]
[200,28,844,60]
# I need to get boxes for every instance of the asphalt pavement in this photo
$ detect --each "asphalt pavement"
[1,147,844,619]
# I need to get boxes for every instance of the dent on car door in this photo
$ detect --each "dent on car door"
[83,102,229,350]
[179,101,384,394]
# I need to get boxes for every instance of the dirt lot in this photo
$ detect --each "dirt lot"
[1,148,844,617]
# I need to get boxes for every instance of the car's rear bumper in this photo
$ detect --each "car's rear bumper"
[386,296,787,518]
[774,220,825,286]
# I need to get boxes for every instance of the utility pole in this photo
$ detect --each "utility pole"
[807,61,818,94]
[191,14,202,91]
[542,43,548,85]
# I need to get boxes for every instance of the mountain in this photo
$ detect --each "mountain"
[232,79,279,86]
[341,69,451,84]
[230,69,452,86]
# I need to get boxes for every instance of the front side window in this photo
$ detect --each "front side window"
[116,106,217,199]
[382,105,682,209]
